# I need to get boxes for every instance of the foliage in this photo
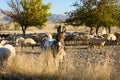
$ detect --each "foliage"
[93,0,119,27]
[1,0,51,36]
[65,0,120,33]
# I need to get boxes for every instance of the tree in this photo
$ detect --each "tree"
[1,0,51,37]
[65,0,120,34]
[93,0,119,33]
[65,0,98,34]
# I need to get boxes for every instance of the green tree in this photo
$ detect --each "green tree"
[65,0,98,34]
[93,0,119,33]
[65,0,120,34]
[1,0,51,37]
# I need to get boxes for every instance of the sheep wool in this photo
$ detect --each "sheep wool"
[0,44,16,61]
[24,38,36,45]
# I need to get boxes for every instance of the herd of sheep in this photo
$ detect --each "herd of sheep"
[0,36,36,62]
[65,28,120,48]
[0,28,120,62]
[0,32,65,63]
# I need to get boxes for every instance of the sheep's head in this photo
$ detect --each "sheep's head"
[15,37,25,46]
[0,40,8,45]
[46,34,52,40]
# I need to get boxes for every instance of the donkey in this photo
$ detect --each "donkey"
[40,34,64,58]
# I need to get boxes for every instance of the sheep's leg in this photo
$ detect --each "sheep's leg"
[74,40,77,45]
[31,45,35,52]
[32,45,34,49]
[88,43,92,49]
[20,45,24,52]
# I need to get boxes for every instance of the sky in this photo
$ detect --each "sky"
[0,0,75,15]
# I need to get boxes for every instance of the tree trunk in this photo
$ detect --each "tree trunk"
[96,26,99,34]
[108,26,111,33]
[90,26,93,35]
[21,26,27,38]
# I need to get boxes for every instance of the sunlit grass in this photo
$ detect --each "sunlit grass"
[0,45,119,80]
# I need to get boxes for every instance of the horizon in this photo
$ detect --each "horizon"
[0,0,75,15]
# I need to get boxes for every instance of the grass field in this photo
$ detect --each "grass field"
[0,21,120,80]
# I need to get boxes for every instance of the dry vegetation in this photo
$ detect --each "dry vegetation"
[0,21,120,80]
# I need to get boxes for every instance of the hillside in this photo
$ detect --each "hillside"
[48,14,68,21]
[0,12,68,24]
[0,12,10,24]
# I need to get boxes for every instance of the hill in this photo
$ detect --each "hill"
[0,12,68,24]
[0,12,10,24]
[48,14,68,21]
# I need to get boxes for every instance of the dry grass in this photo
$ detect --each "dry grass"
[0,45,119,80]
[6,52,59,74]
[0,22,120,79]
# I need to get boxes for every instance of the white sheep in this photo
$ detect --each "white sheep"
[105,34,116,41]
[0,43,16,61]
[88,37,106,48]
[24,38,36,46]
[103,33,117,45]
[0,40,8,45]
[46,34,53,40]
[16,37,36,49]
[101,28,107,35]
[16,37,24,46]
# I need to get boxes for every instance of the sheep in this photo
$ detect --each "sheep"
[114,32,120,44]
[16,37,25,47]
[64,32,72,40]
[79,34,95,45]
[70,32,83,45]
[101,28,107,35]
[106,34,116,41]
[88,37,106,48]
[72,34,80,45]
[103,33,117,45]
[0,33,9,40]
[24,38,36,48]
[16,37,36,49]
[0,40,16,61]
[0,44,16,61]
[0,40,8,45]
[46,34,53,40]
